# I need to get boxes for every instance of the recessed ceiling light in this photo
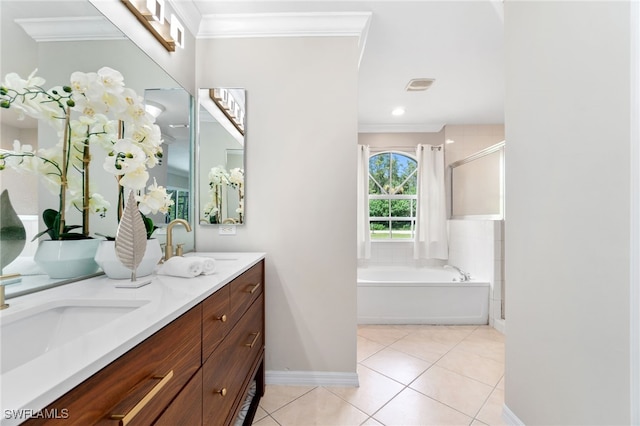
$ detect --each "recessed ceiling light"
[446,138,455,144]
[145,101,165,118]
[391,107,405,116]
[406,78,435,92]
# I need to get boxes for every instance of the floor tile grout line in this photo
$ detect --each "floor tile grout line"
[471,373,505,424]
[259,385,318,417]
[261,325,503,425]
[358,324,503,426]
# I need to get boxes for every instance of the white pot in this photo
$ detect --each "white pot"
[34,239,101,279]
[94,239,162,279]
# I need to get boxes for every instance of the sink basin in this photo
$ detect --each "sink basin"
[188,253,238,261]
[0,299,149,374]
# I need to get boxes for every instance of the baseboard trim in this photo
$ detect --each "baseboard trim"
[503,403,525,425]
[266,370,359,387]
[494,318,506,334]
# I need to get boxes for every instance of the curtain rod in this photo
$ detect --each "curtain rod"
[367,144,443,153]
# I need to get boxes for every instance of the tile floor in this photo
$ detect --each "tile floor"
[252,324,505,426]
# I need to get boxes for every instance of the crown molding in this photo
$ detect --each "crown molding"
[198,12,371,67]
[198,12,371,39]
[15,17,126,42]
[358,123,445,134]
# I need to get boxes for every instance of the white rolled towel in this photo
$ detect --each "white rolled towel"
[188,256,216,275]
[158,256,203,278]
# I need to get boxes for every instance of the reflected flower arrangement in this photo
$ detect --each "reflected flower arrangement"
[0,67,172,239]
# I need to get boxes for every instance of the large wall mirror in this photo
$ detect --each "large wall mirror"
[0,1,194,297]
[449,141,504,219]
[198,88,246,225]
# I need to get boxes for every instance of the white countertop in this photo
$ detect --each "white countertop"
[0,252,265,426]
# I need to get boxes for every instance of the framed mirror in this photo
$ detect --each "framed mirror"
[0,0,194,297]
[449,141,505,219]
[198,88,246,225]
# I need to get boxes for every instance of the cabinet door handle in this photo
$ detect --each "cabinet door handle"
[214,388,227,397]
[110,370,174,425]
[245,282,261,294]
[216,314,227,323]
[245,332,261,348]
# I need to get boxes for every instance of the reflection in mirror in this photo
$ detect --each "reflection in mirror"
[198,88,246,225]
[449,142,504,219]
[144,88,192,226]
[0,0,194,297]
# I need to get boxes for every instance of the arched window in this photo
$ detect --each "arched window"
[369,151,418,240]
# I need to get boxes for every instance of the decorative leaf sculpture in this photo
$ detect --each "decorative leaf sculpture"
[0,190,26,273]
[115,191,147,281]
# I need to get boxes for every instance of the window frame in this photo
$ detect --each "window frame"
[368,150,418,241]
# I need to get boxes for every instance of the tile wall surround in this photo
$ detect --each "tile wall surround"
[359,220,505,330]
[448,219,504,329]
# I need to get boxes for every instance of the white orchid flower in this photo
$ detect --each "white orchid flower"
[118,166,149,190]
[137,178,174,215]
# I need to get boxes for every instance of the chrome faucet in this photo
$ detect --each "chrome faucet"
[445,265,471,282]
[165,219,192,261]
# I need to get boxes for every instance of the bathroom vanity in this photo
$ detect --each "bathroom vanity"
[0,253,265,426]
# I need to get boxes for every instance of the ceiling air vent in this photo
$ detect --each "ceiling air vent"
[405,78,435,92]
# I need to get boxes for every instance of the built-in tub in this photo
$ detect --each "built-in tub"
[357,266,490,325]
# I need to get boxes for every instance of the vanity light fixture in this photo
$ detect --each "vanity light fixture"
[146,0,164,23]
[121,0,184,52]
[210,89,245,136]
[170,14,185,49]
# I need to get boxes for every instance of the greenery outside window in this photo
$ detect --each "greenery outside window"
[166,189,190,223]
[369,151,417,240]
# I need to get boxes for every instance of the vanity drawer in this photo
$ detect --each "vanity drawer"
[154,369,202,426]
[203,294,264,426]
[24,306,202,426]
[202,285,230,361]
[228,261,264,324]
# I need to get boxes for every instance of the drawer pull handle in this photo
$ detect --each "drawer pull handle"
[214,388,227,397]
[216,314,227,323]
[246,282,261,294]
[110,370,174,425]
[245,332,261,348]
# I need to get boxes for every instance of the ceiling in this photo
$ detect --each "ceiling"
[1,1,505,135]
[184,0,505,132]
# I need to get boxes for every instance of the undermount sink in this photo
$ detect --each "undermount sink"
[189,253,238,261]
[0,299,149,374]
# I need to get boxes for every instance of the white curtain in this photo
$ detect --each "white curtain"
[357,145,371,259]
[414,144,448,260]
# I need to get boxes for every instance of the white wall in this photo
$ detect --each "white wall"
[504,2,631,424]
[196,37,359,378]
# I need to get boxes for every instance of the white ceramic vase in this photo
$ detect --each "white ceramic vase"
[34,239,101,279]
[94,239,162,279]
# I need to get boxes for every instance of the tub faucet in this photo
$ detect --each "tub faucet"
[165,219,192,261]
[445,265,471,282]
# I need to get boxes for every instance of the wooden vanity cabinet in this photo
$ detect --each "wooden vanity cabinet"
[24,306,202,426]
[202,261,265,426]
[23,259,265,426]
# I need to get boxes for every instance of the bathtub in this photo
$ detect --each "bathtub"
[357,266,490,325]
